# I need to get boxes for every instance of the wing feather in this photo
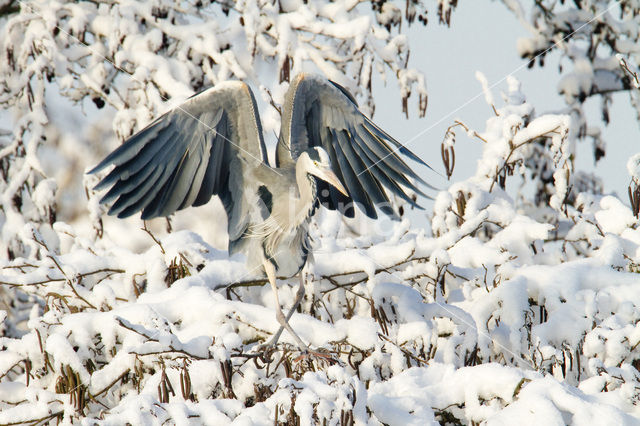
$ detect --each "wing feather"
[93,126,178,192]
[332,129,377,218]
[320,127,354,217]
[336,129,396,217]
[108,165,165,217]
[90,116,172,173]
[354,125,428,198]
[277,73,432,219]
[89,81,269,244]
[350,133,422,208]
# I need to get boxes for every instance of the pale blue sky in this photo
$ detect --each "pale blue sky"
[372,0,639,223]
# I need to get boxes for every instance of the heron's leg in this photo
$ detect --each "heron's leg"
[263,260,308,350]
[269,270,306,346]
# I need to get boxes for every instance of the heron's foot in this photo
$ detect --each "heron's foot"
[293,348,339,365]
[253,341,279,361]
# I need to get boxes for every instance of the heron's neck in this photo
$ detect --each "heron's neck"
[295,160,317,217]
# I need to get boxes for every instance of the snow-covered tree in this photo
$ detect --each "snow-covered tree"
[501,0,640,165]
[0,0,432,252]
[1,0,640,424]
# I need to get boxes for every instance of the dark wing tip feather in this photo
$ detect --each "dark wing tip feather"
[88,151,121,175]
[362,122,440,192]
[91,81,266,223]
[361,116,441,185]
[332,129,377,219]
[283,74,436,218]
[89,115,172,175]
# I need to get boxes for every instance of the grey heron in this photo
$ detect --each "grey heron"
[89,73,431,352]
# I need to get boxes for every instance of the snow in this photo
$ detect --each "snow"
[1,0,640,424]
[595,196,637,235]
[12,175,640,424]
[628,153,640,181]
[476,71,495,107]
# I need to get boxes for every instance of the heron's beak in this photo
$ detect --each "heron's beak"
[317,168,348,196]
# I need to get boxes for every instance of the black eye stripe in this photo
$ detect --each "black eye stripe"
[307,148,321,162]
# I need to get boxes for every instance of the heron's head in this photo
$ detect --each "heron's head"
[301,147,348,196]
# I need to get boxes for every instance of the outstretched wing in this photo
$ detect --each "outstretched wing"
[89,81,268,241]
[276,73,433,219]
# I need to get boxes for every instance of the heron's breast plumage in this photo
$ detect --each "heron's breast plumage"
[231,172,318,278]
[259,176,317,276]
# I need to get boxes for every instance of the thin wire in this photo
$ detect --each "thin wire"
[15,0,281,177]
[357,0,622,178]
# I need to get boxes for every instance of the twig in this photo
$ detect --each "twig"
[29,230,97,309]
[0,268,125,287]
[449,120,488,143]
[488,124,562,192]
[129,350,206,360]
[142,221,165,254]
[115,317,207,360]
[619,56,640,88]
[214,278,268,291]
[0,360,23,381]
[378,333,429,365]
[90,368,131,398]
[3,411,64,426]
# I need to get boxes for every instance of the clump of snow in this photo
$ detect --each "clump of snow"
[627,153,640,181]
[512,0,640,156]
[476,71,495,107]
